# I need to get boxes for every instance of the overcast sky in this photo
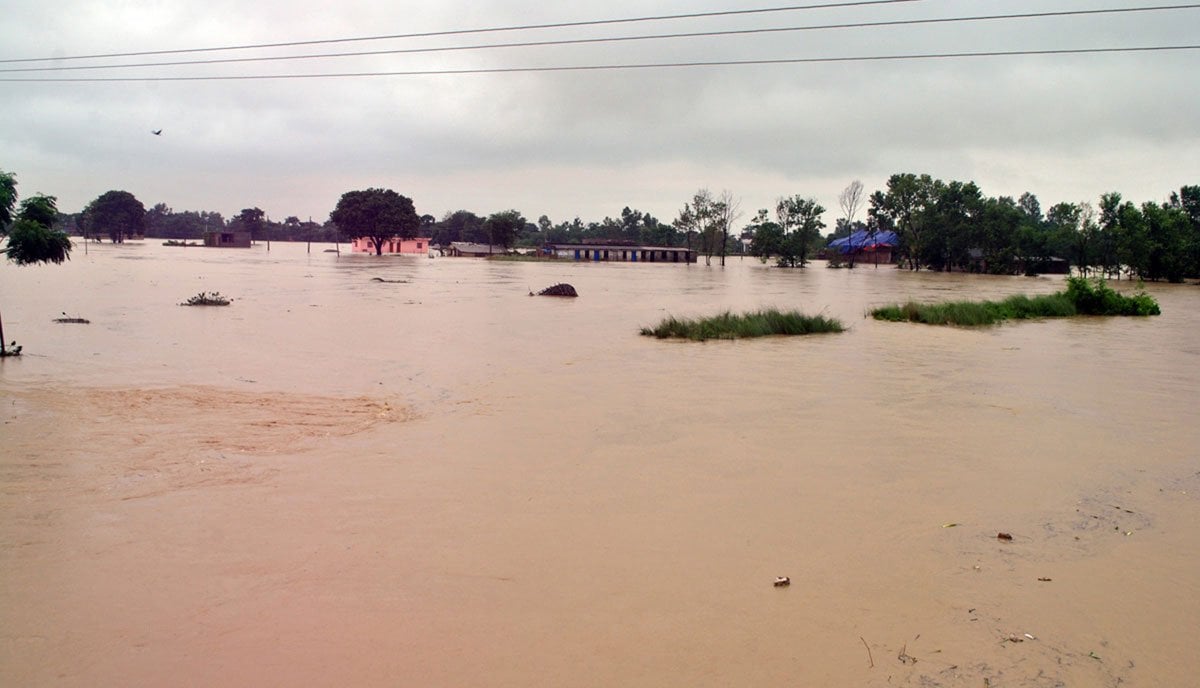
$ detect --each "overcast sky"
[2,0,1197,228]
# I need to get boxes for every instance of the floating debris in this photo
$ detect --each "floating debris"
[180,291,232,306]
[370,277,408,283]
[997,532,1014,541]
[532,283,578,297]
[773,576,790,587]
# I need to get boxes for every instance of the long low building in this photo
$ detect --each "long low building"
[547,243,696,263]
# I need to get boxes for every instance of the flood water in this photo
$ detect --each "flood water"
[2,241,1198,687]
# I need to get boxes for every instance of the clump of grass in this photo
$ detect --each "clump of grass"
[641,308,844,341]
[180,291,232,306]
[872,293,1075,326]
[871,277,1158,326]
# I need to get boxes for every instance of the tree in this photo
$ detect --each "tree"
[927,181,983,271]
[482,210,525,252]
[776,195,825,267]
[1,170,19,230]
[17,194,58,229]
[1097,192,1124,278]
[2,179,72,356]
[330,188,419,256]
[714,190,741,266]
[676,189,725,265]
[870,173,940,270]
[1077,202,1099,276]
[235,207,266,242]
[432,209,484,247]
[748,208,784,261]
[84,190,145,243]
[4,219,71,266]
[838,180,865,267]
[1018,192,1043,224]
[674,191,718,255]
[639,215,677,247]
[1169,185,1200,278]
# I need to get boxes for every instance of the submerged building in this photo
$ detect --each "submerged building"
[203,230,252,248]
[825,230,898,264]
[546,243,697,263]
[349,236,432,254]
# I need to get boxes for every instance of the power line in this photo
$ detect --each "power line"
[0,0,922,65]
[2,4,1195,74]
[2,45,1195,83]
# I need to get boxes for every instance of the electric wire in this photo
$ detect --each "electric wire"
[2,45,1195,83]
[0,0,922,64]
[3,4,1195,74]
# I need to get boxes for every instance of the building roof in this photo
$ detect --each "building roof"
[547,243,692,251]
[827,230,898,254]
[449,242,501,253]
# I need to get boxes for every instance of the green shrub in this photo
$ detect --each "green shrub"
[641,309,844,341]
[1064,276,1160,316]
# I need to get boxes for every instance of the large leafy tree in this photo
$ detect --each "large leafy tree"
[85,190,145,243]
[17,194,59,229]
[2,182,72,356]
[748,208,784,261]
[776,195,825,267]
[0,170,17,230]
[869,173,940,270]
[234,207,266,240]
[330,188,419,255]
[482,209,525,252]
[432,209,485,246]
[676,189,731,265]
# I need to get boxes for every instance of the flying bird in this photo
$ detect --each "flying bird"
[152,129,162,136]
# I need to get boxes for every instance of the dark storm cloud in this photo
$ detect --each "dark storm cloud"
[2,0,1196,223]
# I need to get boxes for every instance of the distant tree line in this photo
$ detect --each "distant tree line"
[13,174,1200,280]
[865,173,1200,281]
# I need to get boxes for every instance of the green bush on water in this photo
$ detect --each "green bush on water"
[1064,275,1161,316]
[870,276,1160,326]
[640,308,845,341]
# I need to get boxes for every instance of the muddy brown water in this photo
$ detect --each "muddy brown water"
[2,242,1198,687]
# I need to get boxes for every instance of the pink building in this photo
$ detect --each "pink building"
[349,236,433,254]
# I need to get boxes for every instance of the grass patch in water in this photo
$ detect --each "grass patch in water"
[871,277,1159,326]
[640,308,845,341]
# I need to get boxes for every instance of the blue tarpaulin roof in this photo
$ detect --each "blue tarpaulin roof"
[827,230,898,254]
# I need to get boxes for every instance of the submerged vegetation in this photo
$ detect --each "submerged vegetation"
[1063,275,1161,316]
[641,308,844,341]
[180,291,232,306]
[871,277,1160,326]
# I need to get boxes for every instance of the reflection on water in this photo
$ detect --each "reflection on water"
[2,241,1198,687]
